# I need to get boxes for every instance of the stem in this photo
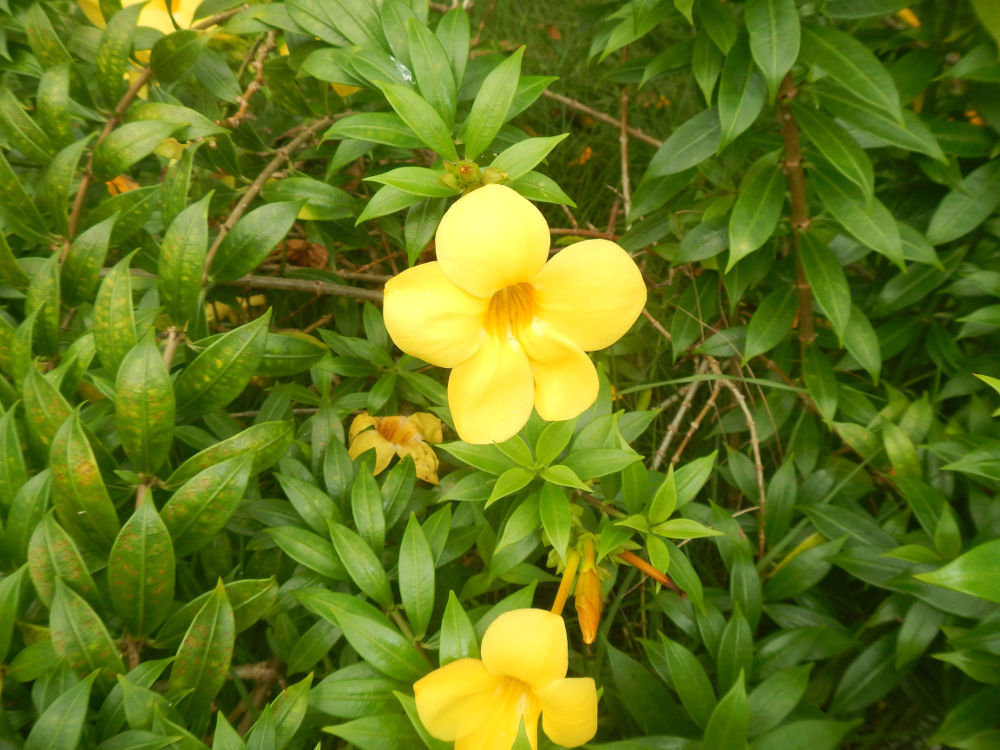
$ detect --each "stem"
[542,89,663,148]
[618,550,682,594]
[161,326,183,370]
[778,74,815,346]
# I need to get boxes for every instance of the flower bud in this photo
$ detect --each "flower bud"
[574,541,603,644]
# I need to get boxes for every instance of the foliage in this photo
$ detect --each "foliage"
[0,0,999,748]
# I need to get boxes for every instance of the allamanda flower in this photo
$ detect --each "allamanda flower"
[383,184,646,444]
[414,608,598,750]
[347,411,442,484]
[77,0,200,36]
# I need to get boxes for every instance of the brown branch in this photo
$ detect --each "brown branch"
[542,89,663,148]
[161,326,183,370]
[222,274,383,302]
[671,379,722,465]
[202,116,334,285]
[219,31,276,130]
[619,49,633,220]
[652,358,710,470]
[778,74,815,347]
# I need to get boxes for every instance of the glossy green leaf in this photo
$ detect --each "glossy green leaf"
[398,513,435,638]
[158,193,211,328]
[168,580,235,709]
[268,526,347,580]
[93,121,181,182]
[717,610,754,691]
[50,579,125,676]
[96,4,143,105]
[915,538,1000,603]
[365,166,460,198]
[0,566,27,663]
[109,494,175,637]
[728,157,784,268]
[718,38,766,149]
[798,232,851,341]
[661,636,717,727]
[210,201,302,282]
[156,578,278,647]
[323,112,425,149]
[843,305,881,383]
[28,512,100,609]
[330,521,394,608]
[23,671,97,750]
[165,420,293,488]
[0,404,27,507]
[750,719,859,750]
[24,252,60,357]
[260,177,355,221]
[160,141,198,229]
[160,454,253,557]
[50,410,120,554]
[744,286,797,361]
[0,87,53,164]
[489,133,569,183]
[115,332,174,474]
[93,252,137,373]
[801,346,839,421]
[0,152,48,242]
[63,215,116,306]
[6,471,52,564]
[747,663,812,737]
[646,108,721,178]
[745,0,799,99]
[791,101,874,203]
[36,64,74,149]
[703,671,748,749]
[286,0,381,46]
[149,29,206,83]
[379,81,458,161]
[926,160,1000,246]
[464,46,524,160]
[407,17,455,123]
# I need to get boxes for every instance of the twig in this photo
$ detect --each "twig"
[641,308,672,343]
[161,326,183,370]
[202,116,334,284]
[652,359,710,470]
[618,550,682,594]
[223,273,383,303]
[707,357,767,559]
[219,31,276,130]
[778,74,815,347]
[542,89,663,148]
[671,379,722,465]
[619,49,632,220]
[549,227,618,240]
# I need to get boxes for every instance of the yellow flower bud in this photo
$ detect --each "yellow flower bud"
[574,542,602,645]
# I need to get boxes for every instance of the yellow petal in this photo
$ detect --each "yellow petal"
[436,184,550,298]
[348,431,394,475]
[535,677,599,748]
[447,333,533,444]
[409,412,443,443]
[519,322,598,422]
[414,659,500,741]
[348,413,377,442]
[481,609,567,689]
[398,441,440,484]
[138,0,198,32]
[532,239,646,351]
[76,0,106,27]
[455,678,540,750]
[384,262,488,368]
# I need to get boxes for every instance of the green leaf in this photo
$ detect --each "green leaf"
[22,369,71,453]
[166,420,294,488]
[298,589,428,681]
[660,636,717,727]
[36,65,74,149]
[915,538,1000,604]
[398,513,435,638]
[63,215,115,306]
[93,121,182,182]
[486,467,535,507]
[6,470,52,565]
[96,4,143,106]
[323,112,425,149]
[718,37,767,149]
[507,170,574,206]
[51,579,125,677]
[843,305,881,384]
[800,24,902,123]
[539,482,572,558]
[0,87,53,164]
[829,633,899,714]
[798,232,851,341]
[160,454,253,557]
[0,151,47,242]
[728,157,784,268]
[464,46,524,160]
[210,201,302,282]
[115,332,175,474]
[810,162,904,269]
[646,108,721,178]
[365,166,459,198]
[972,0,1000,45]
[926,160,1000,246]
[801,346,838,421]
[703,671,748,749]
[173,311,272,416]
[28,512,100,610]
[269,526,346,581]
[330,522,394,609]
[24,252,60,357]
[0,566,27,662]
[128,103,226,141]
[791,101,874,203]
[489,133,569,183]
[439,591,479,665]
[156,579,277,648]
[24,671,97,750]
[150,29,206,83]
[379,81,458,161]
[407,17,456,123]
[0,230,30,290]
[745,0,800,99]
[357,184,426,223]
[436,6,470,89]
[168,580,235,710]
[109,494,175,637]
[94,252,138,372]
[158,193,211,328]
[747,663,812,737]
[260,176,355,221]
[286,0,381,47]
[750,719,860,750]
[716,609,754,691]
[50,410,120,554]
[744,286,797,361]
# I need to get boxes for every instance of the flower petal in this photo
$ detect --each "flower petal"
[481,609,567,689]
[138,0,198,33]
[448,333,533,444]
[532,239,647,351]
[414,659,500,741]
[454,679,540,750]
[436,184,550,298]
[77,0,106,26]
[409,412,443,443]
[348,413,377,442]
[518,322,598,422]
[348,431,394,475]
[536,677,599,748]
[384,262,488,368]
[398,441,440,484]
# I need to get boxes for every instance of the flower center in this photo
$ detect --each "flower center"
[377,416,421,445]
[492,676,541,742]
[486,283,536,339]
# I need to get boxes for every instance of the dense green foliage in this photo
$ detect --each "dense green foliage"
[0,0,1000,747]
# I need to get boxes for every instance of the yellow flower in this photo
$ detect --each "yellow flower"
[414,608,598,750]
[77,0,200,36]
[383,184,646,444]
[347,412,442,484]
